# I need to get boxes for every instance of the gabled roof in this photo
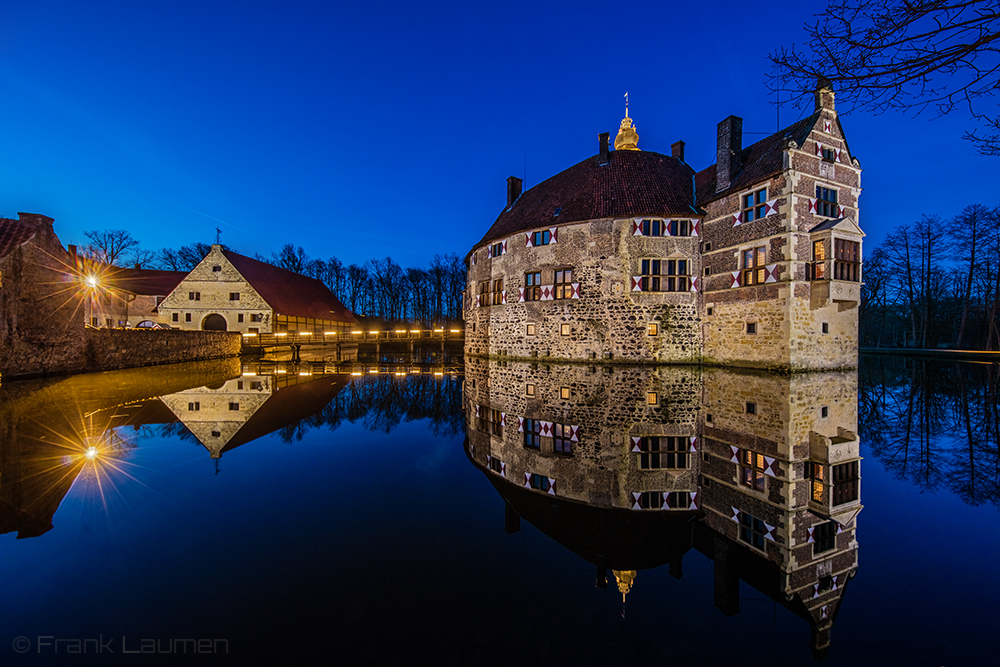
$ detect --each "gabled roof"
[476,149,698,250]
[695,112,821,206]
[222,250,357,323]
[104,267,187,296]
[809,216,865,236]
[0,218,37,262]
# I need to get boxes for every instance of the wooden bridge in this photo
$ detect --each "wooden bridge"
[241,327,464,362]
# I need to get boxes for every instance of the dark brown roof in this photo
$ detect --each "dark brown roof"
[222,250,357,323]
[476,149,698,250]
[0,218,37,262]
[105,268,187,296]
[695,112,820,205]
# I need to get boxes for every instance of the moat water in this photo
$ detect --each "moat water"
[0,355,996,666]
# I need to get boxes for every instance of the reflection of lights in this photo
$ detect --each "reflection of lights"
[396,329,406,334]
[351,372,362,376]
[299,372,311,376]
[434,329,444,332]
[410,329,420,334]
[300,332,311,336]
[275,332,288,337]
[276,370,287,374]
[369,330,379,334]
[369,370,378,374]
[450,329,460,333]
[324,331,336,335]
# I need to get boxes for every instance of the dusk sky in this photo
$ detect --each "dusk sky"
[2,0,997,268]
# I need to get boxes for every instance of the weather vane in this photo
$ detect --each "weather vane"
[624,91,629,118]
[215,227,222,244]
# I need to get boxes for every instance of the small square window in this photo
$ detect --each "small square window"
[746,402,756,415]
[648,323,659,336]
[706,413,713,423]
[238,314,244,322]
[707,307,713,316]
[821,406,829,418]
[172,313,179,322]
[211,430,221,437]
[185,313,192,322]
[747,322,757,334]
[822,322,829,334]
[647,392,658,405]
[560,323,571,336]
[526,323,536,336]
[188,402,200,411]
[704,267,711,276]
[526,383,536,397]
[229,402,240,411]
[229,292,240,301]
[237,381,244,390]
[212,265,222,272]
[704,242,712,252]
[560,386,571,399]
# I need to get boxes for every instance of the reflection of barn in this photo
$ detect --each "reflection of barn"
[465,358,862,660]
[157,244,357,334]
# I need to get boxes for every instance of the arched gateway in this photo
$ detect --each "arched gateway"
[202,314,227,331]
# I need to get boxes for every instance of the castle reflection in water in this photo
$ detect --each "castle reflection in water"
[464,358,862,660]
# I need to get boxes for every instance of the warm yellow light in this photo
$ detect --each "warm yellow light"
[352,331,363,335]
[324,331,336,335]
[242,333,257,337]
[300,331,312,336]
[410,329,420,333]
[369,370,378,374]
[434,329,444,332]
[450,329,460,333]
[369,330,379,334]
[299,372,311,376]
[276,332,288,337]
[276,370,287,374]
[351,372,362,376]
[434,372,443,376]
[85,447,98,459]
[86,276,97,287]
[395,329,406,334]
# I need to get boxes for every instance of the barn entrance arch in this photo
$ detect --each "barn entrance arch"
[202,314,228,331]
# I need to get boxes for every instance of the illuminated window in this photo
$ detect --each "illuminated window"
[634,436,691,469]
[809,462,825,502]
[560,386,570,399]
[816,186,838,217]
[742,247,767,285]
[526,383,535,397]
[647,392,658,405]
[742,188,767,222]
[808,239,827,280]
[526,323,536,336]
[554,269,573,299]
[560,323,571,336]
[640,259,690,292]
[648,323,659,336]
[524,272,541,301]
[739,449,766,491]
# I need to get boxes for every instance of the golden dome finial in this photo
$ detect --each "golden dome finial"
[615,93,639,151]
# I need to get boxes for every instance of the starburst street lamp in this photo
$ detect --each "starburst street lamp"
[86,276,98,287]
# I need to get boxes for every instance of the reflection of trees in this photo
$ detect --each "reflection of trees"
[861,357,1000,506]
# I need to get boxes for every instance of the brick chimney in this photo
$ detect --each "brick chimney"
[507,176,523,207]
[671,140,685,162]
[17,212,55,236]
[815,76,835,112]
[599,132,610,164]
[715,116,743,193]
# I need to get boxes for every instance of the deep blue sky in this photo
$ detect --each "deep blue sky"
[2,0,997,268]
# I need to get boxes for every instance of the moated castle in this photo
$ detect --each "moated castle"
[464,82,864,371]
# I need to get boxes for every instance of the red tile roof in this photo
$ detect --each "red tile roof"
[222,250,357,323]
[695,113,820,206]
[105,268,188,296]
[0,218,37,262]
[476,149,698,250]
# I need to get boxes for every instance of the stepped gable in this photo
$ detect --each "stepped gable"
[696,112,820,205]
[477,149,697,249]
[222,250,357,323]
[0,218,37,261]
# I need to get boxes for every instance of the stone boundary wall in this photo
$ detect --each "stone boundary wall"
[80,329,241,374]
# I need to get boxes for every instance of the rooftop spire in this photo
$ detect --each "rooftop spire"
[615,93,639,151]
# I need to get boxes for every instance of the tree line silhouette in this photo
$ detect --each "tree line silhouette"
[79,230,467,327]
[859,356,1000,507]
[861,204,1000,349]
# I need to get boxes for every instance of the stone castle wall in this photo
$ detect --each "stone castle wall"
[80,328,242,374]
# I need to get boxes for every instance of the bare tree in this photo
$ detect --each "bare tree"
[769,0,1000,154]
[82,229,141,266]
[272,243,309,274]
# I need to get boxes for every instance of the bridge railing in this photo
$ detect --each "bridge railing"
[242,328,464,347]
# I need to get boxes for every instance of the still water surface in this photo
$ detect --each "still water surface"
[0,355,996,665]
